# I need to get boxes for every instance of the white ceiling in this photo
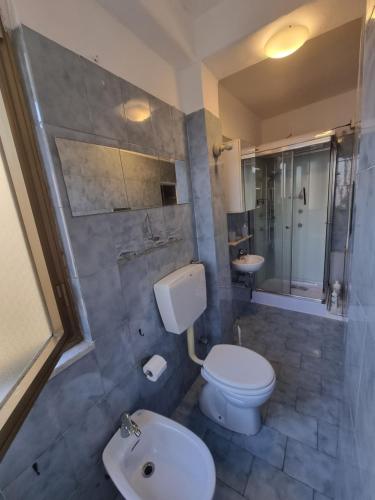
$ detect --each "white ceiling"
[202,0,364,78]
[97,0,364,115]
[178,0,223,19]
[220,18,362,118]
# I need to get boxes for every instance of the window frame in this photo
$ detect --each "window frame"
[0,20,82,459]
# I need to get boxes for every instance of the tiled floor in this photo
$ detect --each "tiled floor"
[172,303,344,500]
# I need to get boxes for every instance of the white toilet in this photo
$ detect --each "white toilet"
[154,263,275,435]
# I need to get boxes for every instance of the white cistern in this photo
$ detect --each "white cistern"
[154,263,275,435]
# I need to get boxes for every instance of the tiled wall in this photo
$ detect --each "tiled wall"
[186,109,234,345]
[0,26,203,499]
[337,4,375,498]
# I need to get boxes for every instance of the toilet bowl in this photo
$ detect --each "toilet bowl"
[199,344,275,435]
[153,263,276,436]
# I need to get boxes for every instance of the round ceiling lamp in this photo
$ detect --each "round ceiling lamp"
[265,25,309,59]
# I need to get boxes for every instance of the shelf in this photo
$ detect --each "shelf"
[228,234,253,247]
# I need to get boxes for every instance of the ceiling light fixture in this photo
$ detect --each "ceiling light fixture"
[265,25,309,59]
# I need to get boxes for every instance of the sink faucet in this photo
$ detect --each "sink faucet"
[120,412,142,438]
[238,249,247,258]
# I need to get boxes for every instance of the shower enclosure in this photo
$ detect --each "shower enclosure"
[252,138,334,301]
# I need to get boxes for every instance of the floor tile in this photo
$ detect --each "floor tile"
[232,425,286,470]
[301,355,343,381]
[314,492,332,500]
[278,366,322,393]
[266,347,301,368]
[240,338,267,356]
[214,480,245,500]
[284,439,336,498]
[285,337,322,358]
[172,404,207,438]
[244,458,314,500]
[266,402,318,448]
[321,378,343,401]
[270,381,298,406]
[204,430,253,494]
[318,421,338,458]
[173,303,344,500]
[296,390,340,425]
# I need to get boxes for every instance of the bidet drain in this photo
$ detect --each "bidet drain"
[142,461,155,478]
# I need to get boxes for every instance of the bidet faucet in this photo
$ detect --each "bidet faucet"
[120,412,142,438]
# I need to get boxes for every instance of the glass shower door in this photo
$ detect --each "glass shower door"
[255,151,293,294]
[291,147,330,299]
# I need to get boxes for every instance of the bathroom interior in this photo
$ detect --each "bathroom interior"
[0,0,373,499]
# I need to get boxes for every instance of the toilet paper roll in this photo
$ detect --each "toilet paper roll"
[143,355,167,382]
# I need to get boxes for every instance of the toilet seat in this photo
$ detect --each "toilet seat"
[202,344,275,394]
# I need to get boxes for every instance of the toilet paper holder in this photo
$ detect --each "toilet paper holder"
[142,354,167,382]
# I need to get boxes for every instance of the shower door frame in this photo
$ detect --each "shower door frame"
[251,135,336,303]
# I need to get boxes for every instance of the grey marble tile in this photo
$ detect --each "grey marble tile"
[285,337,322,358]
[245,458,314,500]
[171,107,187,160]
[232,425,287,469]
[144,207,168,244]
[186,110,209,164]
[48,352,104,432]
[322,345,344,364]
[69,460,118,500]
[266,402,318,448]
[4,437,77,500]
[214,480,244,500]
[322,378,343,401]
[0,384,60,488]
[301,355,343,381]
[296,390,340,425]
[204,430,253,494]
[284,439,336,498]
[94,323,136,393]
[139,365,185,416]
[175,161,192,203]
[318,421,338,458]
[118,252,154,329]
[64,211,117,277]
[108,209,146,256]
[149,96,175,158]
[278,365,322,395]
[354,327,375,475]
[22,26,91,132]
[63,400,114,479]
[266,346,301,368]
[80,265,125,339]
[82,59,126,141]
[105,367,143,426]
[172,404,207,439]
[270,381,298,407]
[314,492,331,500]
[241,337,267,356]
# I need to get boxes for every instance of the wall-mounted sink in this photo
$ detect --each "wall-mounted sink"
[103,409,216,500]
[232,254,265,273]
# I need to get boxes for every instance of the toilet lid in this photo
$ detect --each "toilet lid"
[203,344,275,391]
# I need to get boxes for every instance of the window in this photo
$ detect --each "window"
[0,21,81,458]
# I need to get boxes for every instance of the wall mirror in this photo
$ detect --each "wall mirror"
[56,138,190,216]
